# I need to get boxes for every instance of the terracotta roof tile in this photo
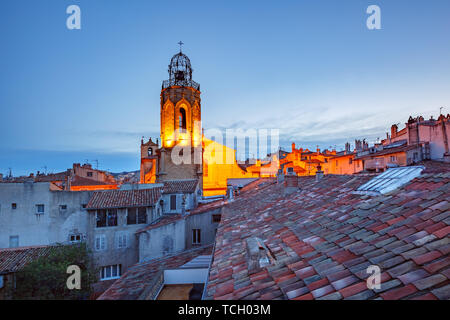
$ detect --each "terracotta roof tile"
[0,245,58,274]
[163,179,198,194]
[86,187,162,209]
[205,160,450,300]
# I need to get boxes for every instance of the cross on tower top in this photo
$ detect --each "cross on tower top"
[178,41,184,52]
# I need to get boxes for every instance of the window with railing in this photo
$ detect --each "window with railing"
[96,209,118,228]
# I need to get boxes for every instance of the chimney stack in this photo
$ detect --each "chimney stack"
[391,124,398,138]
[284,169,298,195]
[345,142,351,153]
[316,164,324,182]
[227,185,235,201]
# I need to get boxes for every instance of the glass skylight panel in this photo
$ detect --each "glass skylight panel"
[356,166,424,195]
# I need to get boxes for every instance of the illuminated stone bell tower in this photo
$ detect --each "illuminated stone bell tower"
[158,46,202,181]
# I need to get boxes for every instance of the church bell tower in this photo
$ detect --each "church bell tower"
[158,45,202,181]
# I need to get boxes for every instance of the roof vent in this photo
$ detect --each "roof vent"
[355,166,424,195]
[246,237,276,274]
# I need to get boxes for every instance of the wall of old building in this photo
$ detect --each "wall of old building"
[0,182,91,248]
[87,204,163,277]
[417,122,450,160]
[203,138,253,196]
[138,217,186,262]
[137,208,219,263]
[185,208,221,251]
[322,155,363,175]
[161,192,197,214]
[73,164,115,184]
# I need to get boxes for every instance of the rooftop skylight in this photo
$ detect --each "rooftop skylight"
[355,166,425,195]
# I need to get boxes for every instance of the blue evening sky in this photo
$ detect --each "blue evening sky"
[1,0,449,175]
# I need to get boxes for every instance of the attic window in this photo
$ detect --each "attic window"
[355,166,424,195]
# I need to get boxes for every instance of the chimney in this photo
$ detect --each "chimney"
[316,164,324,182]
[277,168,285,184]
[345,142,351,153]
[284,170,298,195]
[391,124,398,138]
[227,185,235,201]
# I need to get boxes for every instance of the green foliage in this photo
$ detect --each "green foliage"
[13,243,97,300]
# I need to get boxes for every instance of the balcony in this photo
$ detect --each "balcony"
[162,79,200,91]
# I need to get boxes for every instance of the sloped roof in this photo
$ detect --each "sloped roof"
[205,161,450,300]
[35,171,70,182]
[98,245,213,300]
[71,175,113,187]
[356,144,419,160]
[163,179,198,194]
[87,187,163,209]
[227,178,259,188]
[0,246,56,274]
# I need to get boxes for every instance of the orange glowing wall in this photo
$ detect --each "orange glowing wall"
[322,155,362,175]
[202,138,253,197]
[70,184,118,191]
[140,158,157,184]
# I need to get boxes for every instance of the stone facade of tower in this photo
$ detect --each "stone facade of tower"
[160,87,202,148]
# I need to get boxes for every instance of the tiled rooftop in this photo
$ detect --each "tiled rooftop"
[163,179,198,194]
[70,175,113,187]
[0,245,56,274]
[98,245,213,300]
[205,161,450,300]
[86,187,163,209]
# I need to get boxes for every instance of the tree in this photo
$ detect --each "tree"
[13,243,97,300]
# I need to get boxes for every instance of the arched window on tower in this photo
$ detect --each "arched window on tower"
[179,108,187,132]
